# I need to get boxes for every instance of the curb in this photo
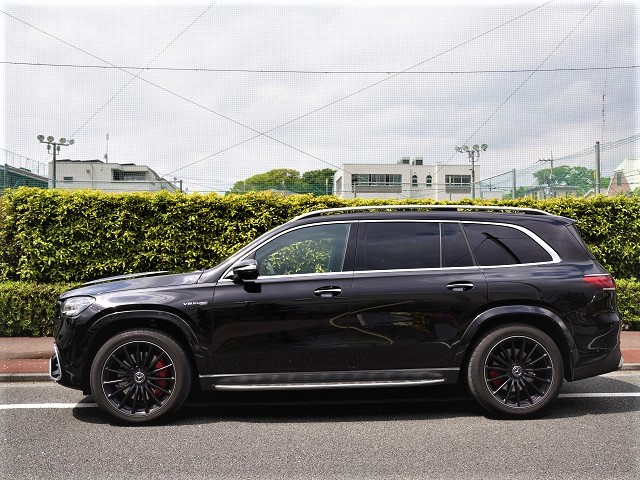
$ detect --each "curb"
[0,373,51,383]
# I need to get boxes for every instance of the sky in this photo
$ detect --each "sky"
[1,0,638,193]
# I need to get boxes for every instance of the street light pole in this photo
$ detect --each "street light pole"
[37,135,74,188]
[455,143,488,199]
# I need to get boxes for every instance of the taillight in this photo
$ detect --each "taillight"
[583,274,616,290]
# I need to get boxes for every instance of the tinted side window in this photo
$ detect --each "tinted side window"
[364,222,440,270]
[254,223,350,276]
[442,222,474,267]
[463,223,553,266]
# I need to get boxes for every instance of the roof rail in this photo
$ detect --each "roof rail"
[291,204,552,221]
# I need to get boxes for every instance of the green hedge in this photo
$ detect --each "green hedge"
[0,282,75,336]
[616,278,640,331]
[1,188,639,283]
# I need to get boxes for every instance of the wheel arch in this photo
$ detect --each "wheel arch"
[454,306,577,381]
[80,310,205,393]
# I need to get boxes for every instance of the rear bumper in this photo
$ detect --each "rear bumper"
[570,345,623,381]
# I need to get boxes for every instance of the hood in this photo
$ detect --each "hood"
[60,270,204,299]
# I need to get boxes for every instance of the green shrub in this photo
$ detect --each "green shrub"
[1,188,639,283]
[616,278,640,331]
[0,282,74,336]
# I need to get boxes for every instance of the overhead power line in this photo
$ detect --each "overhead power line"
[3,61,637,75]
[444,0,604,169]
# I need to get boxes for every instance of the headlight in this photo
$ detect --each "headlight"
[61,296,95,317]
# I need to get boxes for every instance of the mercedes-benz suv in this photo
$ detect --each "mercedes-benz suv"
[50,205,623,423]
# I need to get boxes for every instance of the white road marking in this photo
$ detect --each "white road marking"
[0,402,98,410]
[558,392,640,398]
[0,393,639,410]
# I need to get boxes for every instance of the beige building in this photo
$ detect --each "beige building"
[333,157,478,201]
[50,159,176,193]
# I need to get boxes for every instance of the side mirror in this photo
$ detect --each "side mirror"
[230,259,259,282]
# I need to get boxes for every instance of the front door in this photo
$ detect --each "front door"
[208,222,356,374]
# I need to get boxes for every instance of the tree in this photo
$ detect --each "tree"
[228,169,304,194]
[301,168,336,195]
[533,165,610,195]
[228,168,336,195]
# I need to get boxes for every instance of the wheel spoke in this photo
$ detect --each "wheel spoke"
[522,376,545,396]
[116,385,136,409]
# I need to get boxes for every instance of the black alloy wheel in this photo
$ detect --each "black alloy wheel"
[90,329,192,424]
[467,324,563,417]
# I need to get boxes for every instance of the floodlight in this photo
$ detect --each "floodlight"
[47,136,55,143]
[463,145,469,152]
[59,138,67,144]
[37,134,45,142]
[69,139,75,145]
[481,144,488,151]
[455,146,461,152]
[472,144,479,151]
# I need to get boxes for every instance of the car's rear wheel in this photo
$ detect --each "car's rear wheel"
[90,329,192,424]
[467,324,563,417]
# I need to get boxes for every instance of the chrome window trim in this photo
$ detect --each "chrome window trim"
[221,220,352,280]
[217,270,354,285]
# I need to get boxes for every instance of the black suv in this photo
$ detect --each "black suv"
[50,205,623,423]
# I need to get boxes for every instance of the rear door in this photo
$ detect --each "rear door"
[346,220,488,370]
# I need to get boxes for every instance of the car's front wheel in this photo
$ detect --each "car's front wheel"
[467,324,563,417]
[90,329,192,424]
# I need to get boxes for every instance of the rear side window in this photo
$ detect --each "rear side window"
[364,222,440,270]
[463,223,552,266]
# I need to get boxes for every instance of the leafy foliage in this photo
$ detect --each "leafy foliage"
[1,188,639,283]
[533,165,611,195]
[0,282,75,336]
[615,278,640,331]
[228,168,335,195]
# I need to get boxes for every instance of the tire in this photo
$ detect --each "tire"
[90,329,192,424]
[467,324,563,417]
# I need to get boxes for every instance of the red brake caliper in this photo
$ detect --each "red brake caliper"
[153,359,169,397]
[487,369,502,388]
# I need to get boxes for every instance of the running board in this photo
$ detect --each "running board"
[214,378,446,391]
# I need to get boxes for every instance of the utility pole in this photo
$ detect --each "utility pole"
[37,135,74,188]
[455,143,488,199]
[595,141,601,194]
[539,152,554,198]
[512,169,517,199]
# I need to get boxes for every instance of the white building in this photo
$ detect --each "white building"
[333,157,478,201]
[50,159,177,193]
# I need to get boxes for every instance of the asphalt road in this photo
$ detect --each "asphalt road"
[1,373,639,480]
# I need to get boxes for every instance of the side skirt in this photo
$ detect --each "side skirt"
[199,368,460,391]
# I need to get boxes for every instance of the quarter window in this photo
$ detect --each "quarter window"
[254,224,350,276]
[463,223,553,266]
[364,222,440,270]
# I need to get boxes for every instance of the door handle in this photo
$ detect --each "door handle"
[446,282,474,292]
[314,286,342,297]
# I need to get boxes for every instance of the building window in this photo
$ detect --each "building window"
[63,176,73,181]
[352,173,402,193]
[616,172,622,186]
[412,175,418,187]
[113,170,147,181]
[426,175,432,187]
[445,174,471,193]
